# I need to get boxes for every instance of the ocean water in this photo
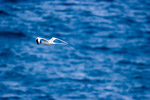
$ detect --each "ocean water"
[0,0,150,100]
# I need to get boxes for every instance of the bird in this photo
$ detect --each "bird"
[36,37,74,49]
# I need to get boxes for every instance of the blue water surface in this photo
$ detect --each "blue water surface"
[0,0,150,100]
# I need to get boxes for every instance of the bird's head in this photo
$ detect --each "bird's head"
[36,37,42,45]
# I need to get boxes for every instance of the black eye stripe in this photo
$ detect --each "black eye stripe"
[36,39,39,44]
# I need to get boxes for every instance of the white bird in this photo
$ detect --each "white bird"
[36,37,74,49]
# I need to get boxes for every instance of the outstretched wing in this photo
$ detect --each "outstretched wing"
[50,37,74,49]
[50,37,68,44]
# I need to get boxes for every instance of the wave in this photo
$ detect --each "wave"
[81,45,110,51]
[0,31,26,38]
[117,60,146,66]
[0,10,9,16]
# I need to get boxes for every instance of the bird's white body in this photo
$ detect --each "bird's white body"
[36,37,68,45]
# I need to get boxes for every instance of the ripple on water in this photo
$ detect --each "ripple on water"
[0,0,150,100]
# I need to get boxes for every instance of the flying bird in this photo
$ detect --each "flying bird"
[36,37,74,49]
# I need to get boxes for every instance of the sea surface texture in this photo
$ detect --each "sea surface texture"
[0,0,150,100]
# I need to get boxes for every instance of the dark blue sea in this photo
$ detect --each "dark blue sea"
[0,0,150,100]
